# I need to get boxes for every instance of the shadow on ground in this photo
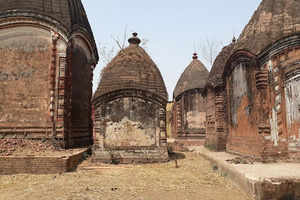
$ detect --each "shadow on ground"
[168,152,186,161]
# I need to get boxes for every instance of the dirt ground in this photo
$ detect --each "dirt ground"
[0,153,252,200]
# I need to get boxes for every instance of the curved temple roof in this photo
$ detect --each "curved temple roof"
[94,33,168,101]
[173,53,209,98]
[234,0,300,55]
[0,0,98,60]
[207,43,234,88]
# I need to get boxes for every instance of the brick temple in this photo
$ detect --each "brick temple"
[92,33,169,163]
[0,0,98,148]
[205,43,234,151]
[206,0,300,162]
[171,53,209,148]
[0,0,300,164]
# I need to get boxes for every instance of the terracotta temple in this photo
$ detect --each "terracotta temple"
[206,0,300,162]
[92,33,169,163]
[171,53,209,148]
[0,0,98,148]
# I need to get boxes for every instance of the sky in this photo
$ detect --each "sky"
[82,0,261,100]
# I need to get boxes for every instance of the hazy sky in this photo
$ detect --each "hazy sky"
[82,0,261,100]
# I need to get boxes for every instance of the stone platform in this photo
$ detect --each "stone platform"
[168,138,205,152]
[92,147,169,164]
[0,148,89,175]
[196,146,300,200]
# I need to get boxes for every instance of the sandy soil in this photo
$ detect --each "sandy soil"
[0,153,252,200]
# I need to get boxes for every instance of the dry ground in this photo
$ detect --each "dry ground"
[0,153,252,200]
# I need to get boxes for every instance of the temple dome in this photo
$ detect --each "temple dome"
[207,44,234,88]
[173,53,209,98]
[234,0,300,54]
[0,0,98,59]
[94,33,168,101]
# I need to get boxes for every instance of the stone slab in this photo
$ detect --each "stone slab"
[196,146,300,200]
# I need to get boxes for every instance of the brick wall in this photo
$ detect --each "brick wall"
[0,149,87,175]
[93,88,168,163]
[224,43,300,161]
[205,88,217,150]
[69,44,93,147]
[0,26,51,129]
[258,179,300,200]
[173,90,206,138]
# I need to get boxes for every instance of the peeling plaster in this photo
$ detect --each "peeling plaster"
[275,94,281,104]
[269,108,279,146]
[285,74,300,129]
[186,111,206,129]
[97,97,159,148]
[275,104,281,112]
[105,117,155,147]
[231,64,248,125]
[268,60,273,71]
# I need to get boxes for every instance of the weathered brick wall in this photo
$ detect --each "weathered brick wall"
[205,87,230,152]
[171,90,207,150]
[0,26,51,134]
[215,90,228,150]
[225,54,268,159]
[205,88,217,149]
[0,149,86,175]
[170,101,179,139]
[258,179,300,200]
[95,97,159,149]
[92,37,168,163]
[174,90,206,138]
[184,92,206,133]
[0,157,67,175]
[268,47,300,161]
[92,147,169,164]
[166,102,173,138]
[225,42,300,161]
[69,43,93,147]
[93,89,168,163]
[171,100,181,138]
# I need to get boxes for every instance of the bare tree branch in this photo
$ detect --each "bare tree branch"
[198,38,223,68]
[122,25,128,49]
[96,29,149,88]
[98,43,115,65]
[111,36,123,50]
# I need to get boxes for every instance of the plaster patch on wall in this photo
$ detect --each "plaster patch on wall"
[231,64,248,125]
[186,111,206,129]
[275,94,281,104]
[275,104,281,112]
[285,74,300,129]
[244,104,252,116]
[98,97,158,148]
[269,108,279,146]
[105,117,155,147]
[268,60,273,71]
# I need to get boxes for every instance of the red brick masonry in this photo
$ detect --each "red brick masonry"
[0,149,88,175]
